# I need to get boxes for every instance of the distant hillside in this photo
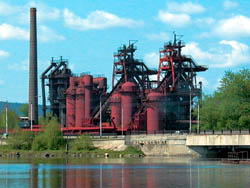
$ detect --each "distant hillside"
[0,101,43,117]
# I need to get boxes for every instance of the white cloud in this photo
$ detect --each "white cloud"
[183,42,213,61]
[144,52,158,68]
[18,1,60,24]
[0,23,64,42]
[158,11,191,27]
[146,32,169,41]
[218,40,249,68]
[28,1,60,21]
[0,24,29,40]
[38,25,65,42]
[196,76,209,88]
[214,15,250,38]
[183,41,250,68]
[0,2,21,16]
[157,2,204,27]
[0,50,9,58]
[223,0,238,10]
[0,2,64,42]
[167,2,205,14]
[0,1,60,24]
[9,59,29,71]
[195,17,215,26]
[0,79,4,85]
[63,9,143,30]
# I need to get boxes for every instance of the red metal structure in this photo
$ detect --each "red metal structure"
[41,35,207,134]
[66,77,76,127]
[110,93,121,128]
[156,34,207,129]
[120,81,137,130]
[75,79,85,127]
[146,92,164,134]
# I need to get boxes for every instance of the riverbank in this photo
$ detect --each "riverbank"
[0,145,144,159]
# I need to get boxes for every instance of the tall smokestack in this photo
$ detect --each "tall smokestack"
[29,8,38,124]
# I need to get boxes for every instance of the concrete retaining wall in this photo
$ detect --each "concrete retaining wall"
[92,137,127,151]
[125,134,207,156]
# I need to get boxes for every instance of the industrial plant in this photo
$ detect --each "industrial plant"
[28,8,207,135]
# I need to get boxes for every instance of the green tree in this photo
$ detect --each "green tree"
[38,113,53,125]
[0,109,19,130]
[196,69,250,130]
[7,131,34,150]
[31,134,47,151]
[19,104,28,117]
[32,117,65,151]
[44,117,65,150]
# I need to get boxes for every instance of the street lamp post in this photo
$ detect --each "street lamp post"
[197,98,200,133]
[99,95,102,137]
[30,103,33,131]
[121,107,124,136]
[189,87,192,134]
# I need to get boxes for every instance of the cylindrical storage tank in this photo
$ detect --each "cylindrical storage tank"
[110,93,121,127]
[146,92,164,134]
[121,82,137,130]
[75,85,85,127]
[66,77,76,127]
[84,75,93,121]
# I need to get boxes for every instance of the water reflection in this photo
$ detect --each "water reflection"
[0,157,250,188]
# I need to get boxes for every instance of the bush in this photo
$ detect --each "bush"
[32,134,47,151]
[70,134,94,151]
[38,113,53,125]
[7,131,34,150]
[32,117,65,151]
[44,117,65,150]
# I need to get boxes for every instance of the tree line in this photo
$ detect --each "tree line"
[194,69,250,130]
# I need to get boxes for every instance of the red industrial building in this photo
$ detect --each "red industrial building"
[40,36,207,135]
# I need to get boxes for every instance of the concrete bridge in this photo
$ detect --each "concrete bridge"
[186,134,250,146]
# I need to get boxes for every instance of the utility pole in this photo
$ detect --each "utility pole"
[5,102,8,135]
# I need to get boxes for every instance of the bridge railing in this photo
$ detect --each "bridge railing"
[126,129,250,135]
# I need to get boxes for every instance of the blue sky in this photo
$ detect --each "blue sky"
[0,0,250,103]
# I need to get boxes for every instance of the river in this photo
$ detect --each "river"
[0,157,249,188]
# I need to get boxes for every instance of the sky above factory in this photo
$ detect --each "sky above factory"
[0,0,250,103]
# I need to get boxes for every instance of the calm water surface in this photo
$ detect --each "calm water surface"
[0,157,249,188]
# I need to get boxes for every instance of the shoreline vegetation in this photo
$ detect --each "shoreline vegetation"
[0,117,144,159]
